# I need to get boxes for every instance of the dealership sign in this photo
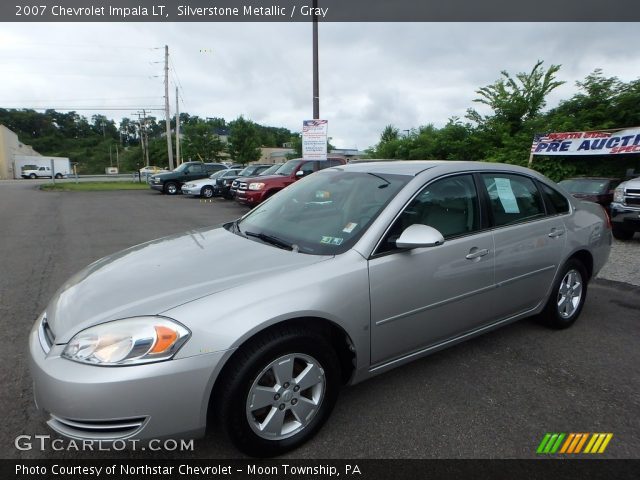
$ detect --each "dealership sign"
[302,120,328,160]
[531,127,640,156]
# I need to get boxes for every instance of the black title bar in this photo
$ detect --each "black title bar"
[3,0,640,22]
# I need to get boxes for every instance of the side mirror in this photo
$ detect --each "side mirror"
[396,224,444,249]
[295,170,305,178]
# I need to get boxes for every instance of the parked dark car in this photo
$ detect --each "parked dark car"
[148,162,228,195]
[558,177,621,208]
[235,158,347,206]
[217,164,271,199]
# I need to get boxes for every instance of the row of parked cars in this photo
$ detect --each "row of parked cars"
[148,157,348,204]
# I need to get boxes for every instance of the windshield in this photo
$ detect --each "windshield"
[276,159,302,176]
[260,164,282,176]
[559,179,609,194]
[208,170,226,179]
[233,169,410,255]
[174,163,190,173]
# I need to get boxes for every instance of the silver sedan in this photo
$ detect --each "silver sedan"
[29,161,611,456]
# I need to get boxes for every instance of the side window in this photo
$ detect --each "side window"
[328,159,343,168]
[482,174,545,226]
[377,175,480,254]
[539,182,570,215]
[300,161,317,175]
[190,164,204,174]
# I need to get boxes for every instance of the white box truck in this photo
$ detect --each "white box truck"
[16,156,71,179]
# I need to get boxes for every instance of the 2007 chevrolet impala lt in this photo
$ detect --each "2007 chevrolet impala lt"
[29,161,611,456]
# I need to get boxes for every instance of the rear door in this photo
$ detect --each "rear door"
[480,173,566,319]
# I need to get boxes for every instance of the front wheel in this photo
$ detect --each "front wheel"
[164,182,179,195]
[54,173,63,179]
[539,259,588,329]
[29,173,37,179]
[216,327,341,457]
[201,186,214,198]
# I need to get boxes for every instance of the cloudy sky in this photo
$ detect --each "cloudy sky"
[1,22,639,150]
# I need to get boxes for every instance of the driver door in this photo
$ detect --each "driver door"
[368,174,496,365]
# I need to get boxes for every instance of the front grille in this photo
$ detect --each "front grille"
[626,188,640,195]
[625,197,640,206]
[48,414,148,440]
[239,182,248,190]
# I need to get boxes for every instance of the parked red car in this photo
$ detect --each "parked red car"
[558,177,622,208]
[235,157,346,206]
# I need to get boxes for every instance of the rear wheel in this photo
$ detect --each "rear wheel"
[201,186,214,198]
[29,173,37,179]
[539,259,588,329]
[216,326,340,457]
[612,226,635,240]
[164,182,179,195]
[54,173,63,179]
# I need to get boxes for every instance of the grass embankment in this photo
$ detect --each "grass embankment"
[40,182,149,191]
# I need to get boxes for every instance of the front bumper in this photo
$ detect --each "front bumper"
[236,190,263,205]
[149,183,164,192]
[29,325,224,441]
[182,186,201,196]
[610,203,640,231]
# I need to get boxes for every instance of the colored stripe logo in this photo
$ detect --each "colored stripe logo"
[537,433,613,454]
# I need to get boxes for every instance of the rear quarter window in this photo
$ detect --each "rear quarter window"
[540,182,570,215]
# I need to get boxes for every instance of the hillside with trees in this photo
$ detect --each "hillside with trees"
[0,109,297,174]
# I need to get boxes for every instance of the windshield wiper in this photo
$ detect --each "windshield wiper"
[245,231,294,251]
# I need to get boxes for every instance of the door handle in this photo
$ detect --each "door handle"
[465,248,489,260]
[548,228,565,238]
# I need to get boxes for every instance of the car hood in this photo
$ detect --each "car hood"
[46,227,330,343]
[250,174,287,183]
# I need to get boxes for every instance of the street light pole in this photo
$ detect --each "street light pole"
[312,0,319,119]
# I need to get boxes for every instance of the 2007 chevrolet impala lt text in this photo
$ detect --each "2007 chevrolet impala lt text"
[29,161,611,456]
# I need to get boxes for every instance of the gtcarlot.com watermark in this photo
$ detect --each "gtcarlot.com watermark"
[15,434,194,452]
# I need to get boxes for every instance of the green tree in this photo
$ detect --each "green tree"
[182,122,226,161]
[468,60,564,134]
[228,116,261,165]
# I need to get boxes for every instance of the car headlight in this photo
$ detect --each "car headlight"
[248,182,265,191]
[613,187,624,203]
[61,317,190,366]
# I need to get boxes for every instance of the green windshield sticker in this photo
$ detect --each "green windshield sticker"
[320,236,343,245]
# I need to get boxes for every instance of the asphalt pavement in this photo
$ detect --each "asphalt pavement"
[1,180,638,459]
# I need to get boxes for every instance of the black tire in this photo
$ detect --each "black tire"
[54,173,63,179]
[164,182,179,195]
[539,259,588,329]
[29,173,37,179]
[612,226,635,241]
[201,186,214,198]
[215,326,341,457]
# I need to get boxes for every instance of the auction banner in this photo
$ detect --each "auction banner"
[531,127,640,156]
[302,120,328,160]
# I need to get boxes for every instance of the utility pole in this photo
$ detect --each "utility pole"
[312,0,319,119]
[175,86,181,165]
[164,45,174,170]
